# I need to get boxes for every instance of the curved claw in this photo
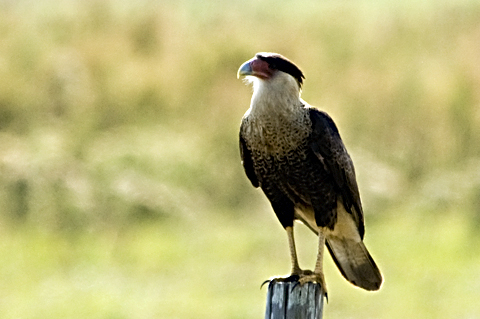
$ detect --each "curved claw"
[261,274,298,289]
[291,280,300,292]
[260,279,271,289]
[263,274,328,301]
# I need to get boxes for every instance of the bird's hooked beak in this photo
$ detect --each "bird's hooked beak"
[237,57,273,81]
[237,60,253,78]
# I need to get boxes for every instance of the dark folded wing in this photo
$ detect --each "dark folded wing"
[308,108,365,238]
[239,128,259,188]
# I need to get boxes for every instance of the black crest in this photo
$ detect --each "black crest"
[256,53,305,87]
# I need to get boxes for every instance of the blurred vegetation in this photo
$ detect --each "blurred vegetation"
[1,0,480,318]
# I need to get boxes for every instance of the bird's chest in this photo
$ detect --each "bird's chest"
[243,115,313,183]
[244,114,310,157]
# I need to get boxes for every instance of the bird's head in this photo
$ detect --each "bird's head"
[237,53,305,91]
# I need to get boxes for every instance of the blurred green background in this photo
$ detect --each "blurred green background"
[1,0,480,318]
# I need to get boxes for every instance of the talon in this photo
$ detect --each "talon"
[266,273,328,300]
[291,281,300,292]
[296,271,328,299]
[260,279,271,289]
[268,274,300,283]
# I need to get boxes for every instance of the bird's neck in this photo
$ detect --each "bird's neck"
[242,77,310,154]
[248,76,303,120]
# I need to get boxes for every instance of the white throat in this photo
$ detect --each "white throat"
[246,72,303,119]
[242,72,310,154]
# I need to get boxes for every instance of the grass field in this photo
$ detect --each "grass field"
[1,0,480,318]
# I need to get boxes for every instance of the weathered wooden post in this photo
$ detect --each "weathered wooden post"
[265,280,325,319]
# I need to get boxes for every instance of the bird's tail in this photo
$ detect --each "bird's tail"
[326,237,382,291]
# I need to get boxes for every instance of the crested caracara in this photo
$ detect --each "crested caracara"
[237,52,382,296]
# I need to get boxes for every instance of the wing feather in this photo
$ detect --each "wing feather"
[308,108,365,237]
[239,128,259,188]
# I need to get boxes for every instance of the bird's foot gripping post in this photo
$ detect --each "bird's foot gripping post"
[293,271,328,301]
[264,278,325,319]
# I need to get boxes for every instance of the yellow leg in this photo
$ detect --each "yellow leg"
[286,226,302,274]
[313,228,325,278]
[298,228,328,297]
